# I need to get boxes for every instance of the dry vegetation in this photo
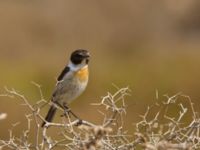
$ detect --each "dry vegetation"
[0,84,199,150]
[1,1,200,150]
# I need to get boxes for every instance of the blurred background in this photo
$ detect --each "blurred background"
[1,0,200,139]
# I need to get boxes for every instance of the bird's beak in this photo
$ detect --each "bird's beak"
[85,52,90,64]
[85,52,90,58]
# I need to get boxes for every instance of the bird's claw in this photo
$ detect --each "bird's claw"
[60,109,71,117]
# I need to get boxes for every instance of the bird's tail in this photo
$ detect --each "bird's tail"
[41,105,57,127]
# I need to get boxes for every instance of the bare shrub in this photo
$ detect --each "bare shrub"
[135,93,198,150]
[0,85,199,150]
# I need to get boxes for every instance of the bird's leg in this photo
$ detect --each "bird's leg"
[64,105,83,126]
[60,104,83,125]
[55,102,82,124]
[62,103,71,117]
[53,102,69,117]
[62,102,80,119]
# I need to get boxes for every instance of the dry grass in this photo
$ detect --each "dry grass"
[0,85,199,150]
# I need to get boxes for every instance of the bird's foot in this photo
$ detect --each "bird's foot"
[75,119,83,126]
[60,108,71,117]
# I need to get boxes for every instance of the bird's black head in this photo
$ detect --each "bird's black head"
[70,49,90,65]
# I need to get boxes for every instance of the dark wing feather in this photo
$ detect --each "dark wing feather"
[57,66,70,81]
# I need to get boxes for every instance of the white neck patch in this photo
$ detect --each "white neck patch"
[68,61,88,71]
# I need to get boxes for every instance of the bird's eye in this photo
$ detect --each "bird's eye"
[71,53,84,64]
[75,54,83,58]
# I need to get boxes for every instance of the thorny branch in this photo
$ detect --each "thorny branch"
[0,85,200,150]
[0,86,132,150]
[136,94,200,150]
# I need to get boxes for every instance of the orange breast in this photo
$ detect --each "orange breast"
[75,67,89,82]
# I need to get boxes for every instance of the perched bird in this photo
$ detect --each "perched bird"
[42,49,90,127]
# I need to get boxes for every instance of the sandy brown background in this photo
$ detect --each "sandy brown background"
[1,0,200,139]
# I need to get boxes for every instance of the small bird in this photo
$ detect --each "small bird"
[42,49,90,127]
